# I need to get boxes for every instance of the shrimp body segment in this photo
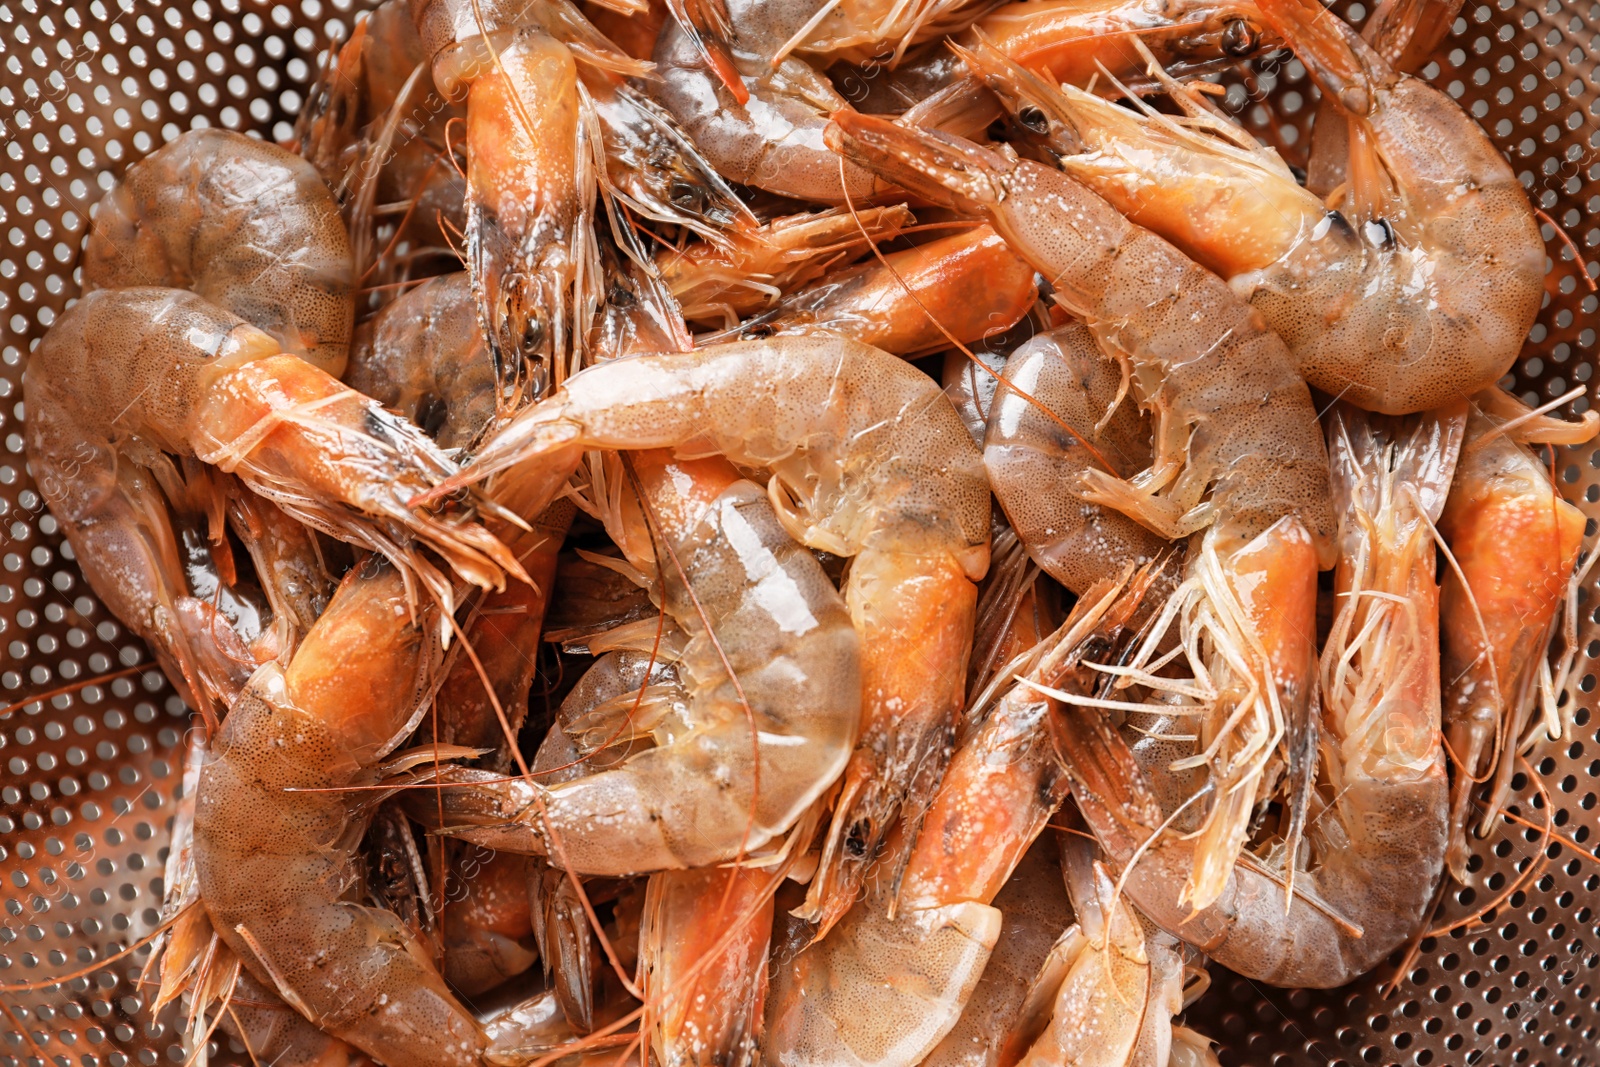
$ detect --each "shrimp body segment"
[82,129,355,375]
[1438,403,1589,879]
[417,451,862,875]
[434,336,988,923]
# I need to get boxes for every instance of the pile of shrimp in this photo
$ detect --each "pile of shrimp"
[14,0,1599,1062]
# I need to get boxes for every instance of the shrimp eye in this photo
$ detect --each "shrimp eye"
[1363,218,1396,248]
[609,280,637,308]
[1018,105,1050,134]
[669,180,706,212]
[741,322,776,340]
[415,393,448,439]
[1221,18,1260,57]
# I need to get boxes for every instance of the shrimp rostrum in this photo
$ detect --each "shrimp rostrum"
[416,336,989,933]
[827,110,1334,911]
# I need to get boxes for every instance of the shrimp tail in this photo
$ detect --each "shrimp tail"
[824,110,1005,213]
[530,864,601,1033]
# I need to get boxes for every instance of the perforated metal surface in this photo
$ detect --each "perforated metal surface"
[0,0,1597,1064]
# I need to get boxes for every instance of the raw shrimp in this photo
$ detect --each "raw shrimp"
[81,129,355,375]
[968,0,1544,414]
[412,450,862,875]
[421,336,987,930]
[223,486,340,662]
[922,835,1073,1067]
[641,864,775,1067]
[23,289,518,729]
[1438,400,1591,880]
[657,205,914,328]
[1050,405,1461,987]
[763,572,1155,1067]
[346,273,500,451]
[983,321,1167,595]
[829,112,1332,907]
[717,225,1038,358]
[192,557,564,1067]
[220,969,374,1067]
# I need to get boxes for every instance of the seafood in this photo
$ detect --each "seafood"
[22,288,518,728]
[1050,405,1460,987]
[983,321,1167,595]
[658,205,914,328]
[81,129,356,375]
[921,835,1073,1067]
[440,850,542,997]
[763,572,1153,1067]
[846,0,1275,114]
[829,112,1333,907]
[721,225,1038,358]
[641,864,776,1067]
[421,336,987,931]
[965,0,1543,414]
[1438,400,1591,880]
[411,449,862,875]
[347,273,502,449]
[192,557,566,1067]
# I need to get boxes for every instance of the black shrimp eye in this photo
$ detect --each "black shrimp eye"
[669,179,706,212]
[741,322,776,340]
[1221,17,1260,57]
[1018,105,1049,134]
[609,280,637,308]
[1363,217,1396,248]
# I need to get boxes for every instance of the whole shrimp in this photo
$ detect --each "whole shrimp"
[1051,405,1461,987]
[715,225,1039,358]
[192,557,590,1067]
[411,448,862,875]
[1438,399,1593,880]
[983,320,1167,596]
[763,572,1155,1067]
[24,289,519,728]
[81,129,355,375]
[849,0,1276,114]
[964,0,1544,414]
[417,336,987,932]
[828,112,1333,908]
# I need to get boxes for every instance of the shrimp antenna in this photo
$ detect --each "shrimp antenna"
[1424,754,1552,937]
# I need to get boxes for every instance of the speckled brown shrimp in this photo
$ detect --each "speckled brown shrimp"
[983,322,1167,595]
[81,129,355,375]
[829,112,1332,909]
[412,450,862,876]
[23,287,521,673]
[967,0,1544,414]
[422,336,987,929]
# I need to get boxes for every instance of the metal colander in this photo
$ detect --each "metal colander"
[1,0,1598,1064]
